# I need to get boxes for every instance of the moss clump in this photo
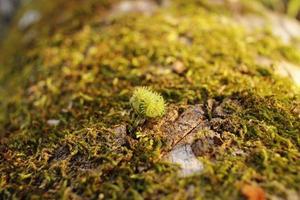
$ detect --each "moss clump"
[0,0,300,199]
[131,87,165,118]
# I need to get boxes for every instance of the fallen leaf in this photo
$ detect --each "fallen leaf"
[241,184,265,200]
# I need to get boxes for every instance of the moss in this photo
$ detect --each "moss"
[0,0,300,199]
[131,87,165,118]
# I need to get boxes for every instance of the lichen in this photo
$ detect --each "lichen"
[0,0,299,199]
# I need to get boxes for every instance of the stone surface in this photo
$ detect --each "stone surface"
[47,119,60,126]
[238,12,300,44]
[142,99,242,176]
[269,13,300,44]
[277,61,300,85]
[18,10,41,30]
[166,144,203,177]
[256,56,300,86]
[161,105,208,148]
[0,0,20,37]
[110,0,158,16]
[143,104,210,176]
[141,105,208,176]
[191,130,223,157]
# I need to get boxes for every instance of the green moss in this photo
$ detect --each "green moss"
[0,0,300,199]
[131,87,165,118]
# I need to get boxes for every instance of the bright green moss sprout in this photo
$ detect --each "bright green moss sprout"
[130,87,166,118]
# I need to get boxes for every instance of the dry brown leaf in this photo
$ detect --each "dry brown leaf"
[241,184,266,200]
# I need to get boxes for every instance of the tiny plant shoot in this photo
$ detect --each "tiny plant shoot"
[130,87,165,118]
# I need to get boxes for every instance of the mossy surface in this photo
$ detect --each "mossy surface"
[0,0,299,199]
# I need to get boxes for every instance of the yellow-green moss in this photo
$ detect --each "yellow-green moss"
[0,0,299,199]
[131,87,165,118]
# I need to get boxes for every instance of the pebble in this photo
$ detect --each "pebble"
[172,61,187,75]
[166,144,204,177]
[18,10,40,30]
[47,119,60,126]
[110,0,157,16]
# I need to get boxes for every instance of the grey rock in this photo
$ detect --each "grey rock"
[166,144,203,177]
[238,12,300,44]
[269,13,300,44]
[160,105,208,148]
[47,119,60,126]
[110,0,158,16]
[143,105,208,176]
[0,0,15,16]
[255,56,300,86]
[0,0,20,37]
[18,10,40,30]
